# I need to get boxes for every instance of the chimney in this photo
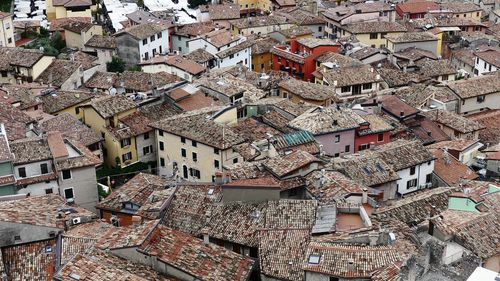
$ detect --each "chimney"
[201,227,210,245]
[368,232,378,246]
[131,215,142,226]
[47,131,69,161]
[347,259,355,272]
[214,171,223,185]
[362,188,368,204]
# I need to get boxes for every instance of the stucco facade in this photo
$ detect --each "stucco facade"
[0,13,15,47]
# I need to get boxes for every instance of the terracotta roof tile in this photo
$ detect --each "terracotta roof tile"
[40,113,102,146]
[41,90,95,114]
[423,109,484,134]
[467,109,500,144]
[88,95,136,119]
[289,106,362,135]
[264,150,321,178]
[446,71,500,99]
[37,59,82,87]
[84,35,117,49]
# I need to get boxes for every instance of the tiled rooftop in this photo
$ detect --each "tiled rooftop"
[316,51,362,67]
[263,150,321,178]
[40,90,95,114]
[96,173,168,213]
[467,109,500,144]
[229,15,288,29]
[0,47,45,68]
[40,113,102,146]
[150,107,245,149]
[279,78,340,102]
[344,21,406,34]
[377,95,420,119]
[163,184,221,236]
[84,71,118,90]
[140,55,205,75]
[139,225,254,281]
[36,59,82,87]
[289,106,362,135]
[415,58,457,79]
[430,148,478,186]
[207,4,240,20]
[303,242,406,278]
[385,32,437,43]
[423,109,484,134]
[0,194,95,228]
[297,38,339,49]
[88,95,136,119]
[258,229,310,281]
[275,25,312,38]
[96,220,159,250]
[115,23,167,40]
[84,35,117,49]
[321,65,381,88]
[117,71,180,92]
[439,2,481,13]
[107,111,153,140]
[335,154,399,187]
[371,139,434,171]
[2,239,57,281]
[305,170,369,204]
[0,103,34,141]
[376,187,453,224]
[377,67,422,88]
[446,71,500,99]
[184,48,215,64]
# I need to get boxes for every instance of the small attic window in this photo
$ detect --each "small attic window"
[45,246,53,253]
[207,188,214,195]
[122,202,140,210]
[308,254,321,264]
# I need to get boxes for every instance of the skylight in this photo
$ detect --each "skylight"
[308,254,321,264]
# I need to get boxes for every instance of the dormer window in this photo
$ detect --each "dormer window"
[122,202,140,211]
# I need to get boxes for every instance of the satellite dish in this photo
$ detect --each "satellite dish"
[109,88,117,95]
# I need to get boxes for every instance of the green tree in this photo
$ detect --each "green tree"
[50,31,66,51]
[107,56,126,73]
[39,27,49,38]
[127,65,141,72]
[137,0,144,8]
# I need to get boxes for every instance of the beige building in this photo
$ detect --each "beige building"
[0,47,55,84]
[150,106,244,182]
[0,12,15,47]
[339,21,407,49]
[63,22,103,49]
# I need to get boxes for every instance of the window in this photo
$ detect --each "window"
[334,153,340,158]
[144,52,149,60]
[359,144,370,151]
[308,254,321,264]
[426,174,432,184]
[477,95,485,103]
[40,163,48,174]
[233,158,238,164]
[121,138,131,148]
[334,135,340,143]
[152,48,156,56]
[190,168,201,179]
[159,141,164,151]
[442,75,448,81]
[345,145,350,153]
[45,188,53,194]
[214,148,219,155]
[7,38,12,44]
[160,157,165,167]
[330,278,339,281]
[362,83,372,90]
[18,167,26,178]
[157,32,162,39]
[62,169,71,180]
[150,35,155,42]
[341,86,351,93]
[158,130,163,136]
[214,160,220,169]
[192,140,197,147]
[318,26,322,32]
[380,32,387,37]
[406,179,417,189]
[369,33,378,39]
[122,152,132,162]
[409,166,416,175]
[143,39,147,45]
[377,133,384,142]
[181,148,187,157]
[229,54,234,59]
[159,45,162,53]
[192,152,198,162]
[144,132,149,140]
[75,107,80,114]
[64,188,74,200]
[143,145,153,155]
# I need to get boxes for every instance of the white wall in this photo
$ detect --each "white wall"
[137,132,156,163]
[138,29,170,62]
[474,57,499,76]
[217,47,252,68]
[17,180,59,196]
[459,92,500,115]
[14,160,53,179]
[397,161,434,195]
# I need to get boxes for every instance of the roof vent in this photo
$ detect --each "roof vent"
[332,119,338,126]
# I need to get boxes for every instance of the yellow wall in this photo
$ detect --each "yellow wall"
[212,107,238,125]
[67,9,92,18]
[252,52,272,72]
[49,5,92,21]
[435,32,442,57]
[452,11,481,21]
[55,6,68,19]
[346,31,405,49]
[82,106,137,167]
[65,25,102,49]
[32,56,55,80]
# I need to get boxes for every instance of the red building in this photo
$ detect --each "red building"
[271,38,340,82]
[354,114,393,152]
[396,1,439,19]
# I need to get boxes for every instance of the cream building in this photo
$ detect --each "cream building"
[150,106,244,182]
[0,12,15,47]
[340,21,406,49]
